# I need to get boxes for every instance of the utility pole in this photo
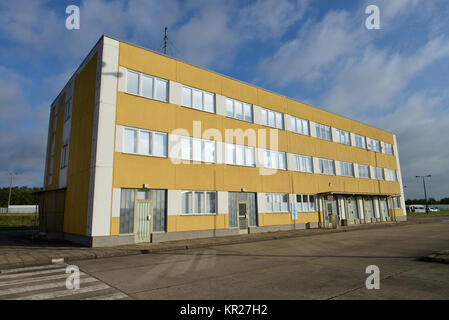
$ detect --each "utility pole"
[7,172,17,214]
[163,27,168,55]
[416,175,431,214]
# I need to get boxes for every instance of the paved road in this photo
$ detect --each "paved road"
[0,264,129,300]
[65,216,449,300]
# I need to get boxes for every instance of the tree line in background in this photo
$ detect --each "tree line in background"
[0,186,43,207]
[406,197,449,205]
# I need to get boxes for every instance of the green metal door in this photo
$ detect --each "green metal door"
[135,201,152,243]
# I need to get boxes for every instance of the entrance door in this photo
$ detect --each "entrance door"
[363,197,374,222]
[238,203,248,232]
[379,198,388,220]
[345,197,359,222]
[324,199,339,228]
[134,189,166,243]
[229,192,257,233]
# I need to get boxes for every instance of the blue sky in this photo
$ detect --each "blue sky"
[0,0,448,200]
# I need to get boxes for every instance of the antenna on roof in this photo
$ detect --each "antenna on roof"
[163,27,168,55]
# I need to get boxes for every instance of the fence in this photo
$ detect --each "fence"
[0,205,39,214]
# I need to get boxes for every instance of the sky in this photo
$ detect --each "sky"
[0,0,448,200]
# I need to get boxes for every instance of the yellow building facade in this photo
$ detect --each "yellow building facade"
[39,35,406,247]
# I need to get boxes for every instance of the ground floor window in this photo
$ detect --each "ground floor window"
[296,194,316,212]
[119,189,135,234]
[182,191,217,214]
[265,193,289,213]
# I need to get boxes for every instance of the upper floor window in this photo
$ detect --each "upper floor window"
[60,144,69,169]
[336,129,351,145]
[64,98,72,122]
[182,191,216,214]
[263,150,287,170]
[296,194,316,212]
[290,116,309,135]
[367,138,381,152]
[181,137,216,163]
[340,161,354,177]
[384,143,394,155]
[385,169,398,182]
[294,154,313,173]
[261,108,284,129]
[354,134,366,149]
[52,106,58,133]
[226,144,255,167]
[358,164,370,178]
[375,167,385,180]
[226,98,253,122]
[182,86,215,113]
[315,123,332,141]
[266,193,289,213]
[126,69,168,102]
[123,127,167,157]
[318,158,335,175]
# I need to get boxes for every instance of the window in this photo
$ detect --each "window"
[181,137,216,163]
[354,134,366,149]
[119,189,135,234]
[123,127,167,157]
[226,144,255,167]
[290,116,309,135]
[52,106,58,133]
[263,150,287,170]
[316,124,332,141]
[294,155,313,173]
[182,191,216,214]
[261,108,283,129]
[393,197,401,209]
[266,193,289,213]
[126,69,168,102]
[296,194,316,212]
[336,129,351,145]
[182,86,215,113]
[64,98,72,122]
[358,164,370,178]
[60,144,69,169]
[384,143,394,155]
[340,162,354,177]
[385,169,398,182]
[367,138,381,152]
[226,98,252,122]
[318,158,335,175]
[375,167,385,180]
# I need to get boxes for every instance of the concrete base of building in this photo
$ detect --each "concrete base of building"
[151,228,240,242]
[249,222,319,234]
[63,233,135,247]
[395,216,407,222]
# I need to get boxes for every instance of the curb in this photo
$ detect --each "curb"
[0,219,415,270]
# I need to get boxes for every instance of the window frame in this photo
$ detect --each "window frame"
[126,69,169,103]
[318,158,335,175]
[122,127,168,158]
[266,193,289,213]
[315,123,332,141]
[225,98,253,122]
[181,190,217,215]
[260,107,284,129]
[182,85,216,113]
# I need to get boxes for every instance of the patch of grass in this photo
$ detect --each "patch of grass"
[407,210,449,217]
[0,214,39,228]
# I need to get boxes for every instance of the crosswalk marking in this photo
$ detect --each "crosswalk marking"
[0,264,129,300]
[0,268,67,280]
[0,264,65,274]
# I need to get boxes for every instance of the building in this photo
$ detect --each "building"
[38,35,406,247]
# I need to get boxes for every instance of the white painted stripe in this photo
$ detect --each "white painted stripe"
[0,264,67,274]
[83,292,128,300]
[0,272,87,287]
[0,268,67,280]
[12,283,110,300]
[0,277,98,297]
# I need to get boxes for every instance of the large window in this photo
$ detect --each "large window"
[340,161,354,177]
[261,108,284,129]
[123,127,167,157]
[60,144,69,169]
[358,164,370,178]
[336,129,351,145]
[181,137,216,163]
[119,189,135,234]
[385,169,398,182]
[375,167,385,180]
[266,193,289,213]
[354,134,366,149]
[393,197,401,209]
[367,138,381,152]
[318,158,335,175]
[126,69,168,102]
[296,194,316,212]
[290,116,309,135]
[263,150,287,170]
[64,98,72,122]
[294,154,313,173]
[226,144,255,167]
[315,123,332,141]
[182,86,215,113]
[182,191,216,214]
[384,143,394,155]
[226,98,253,122]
